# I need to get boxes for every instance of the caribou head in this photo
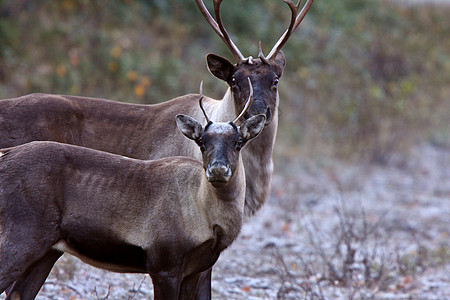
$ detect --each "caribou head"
[195,0,314,124]
[177,79,265,188]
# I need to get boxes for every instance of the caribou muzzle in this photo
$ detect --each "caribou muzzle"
[206,163,231,188]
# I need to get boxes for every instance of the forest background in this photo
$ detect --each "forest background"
[0,0,448,162]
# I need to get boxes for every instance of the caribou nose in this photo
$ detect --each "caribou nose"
[206,163,231,184]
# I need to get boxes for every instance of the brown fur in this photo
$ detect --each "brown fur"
[0,55,283,299]
[0,115,265,299]
[0,53,284,216]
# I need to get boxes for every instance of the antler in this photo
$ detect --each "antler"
[199,80,203,95]
[198,81,212,124]
[198,81,212,125]
[195,0,245,61]
[199,96,212,125]
[266,0,314,60]
[233,78,253,124]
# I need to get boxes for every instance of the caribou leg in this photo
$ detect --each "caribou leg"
[0,243,52,296]
[193,268,212,299]
[5,248,63,299]
[151,272,183,300]
[179,272,201,300]
[0,208,60,296]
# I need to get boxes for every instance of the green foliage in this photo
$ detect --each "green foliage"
[0,0,448,161]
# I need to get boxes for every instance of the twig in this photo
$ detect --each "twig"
[93,285,112,300]
[43,280,84,296]
[128,276,147,300]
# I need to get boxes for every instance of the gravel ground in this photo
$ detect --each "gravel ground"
[3,142,447,300]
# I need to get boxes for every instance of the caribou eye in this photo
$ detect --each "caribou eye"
[197,138,206,152]
[273,77,279,87]
[235,138,244,150]
[231,77,237,87]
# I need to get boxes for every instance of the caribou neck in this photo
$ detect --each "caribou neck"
[208,88,235,123]
[198,156,246,249]
[242,94,279,217]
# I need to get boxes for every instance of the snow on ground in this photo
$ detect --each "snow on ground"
[3,142,446,299]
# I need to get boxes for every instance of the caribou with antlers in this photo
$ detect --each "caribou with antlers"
[0,0,314,298]
[0,90,267,299]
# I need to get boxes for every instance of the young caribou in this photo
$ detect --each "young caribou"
[0,87,266,299]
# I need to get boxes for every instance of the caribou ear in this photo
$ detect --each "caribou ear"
[239,114,266,144]
[270,50,286,78]
[206,54,235,82]
[176,115,203,141]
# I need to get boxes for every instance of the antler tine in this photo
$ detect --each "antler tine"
[266,0,314,60]
[293,0,314,31]
[258,41,270,64]
[199,96,212,125]
[198,82,210,124]
[195,0,245,61]
[233,78,253,124]
[195,0,221,35]
[199,80,203,95]
[213,0,245,61]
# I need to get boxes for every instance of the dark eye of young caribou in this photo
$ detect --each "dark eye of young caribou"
[197,138,206,152]
[235,138,244,151]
